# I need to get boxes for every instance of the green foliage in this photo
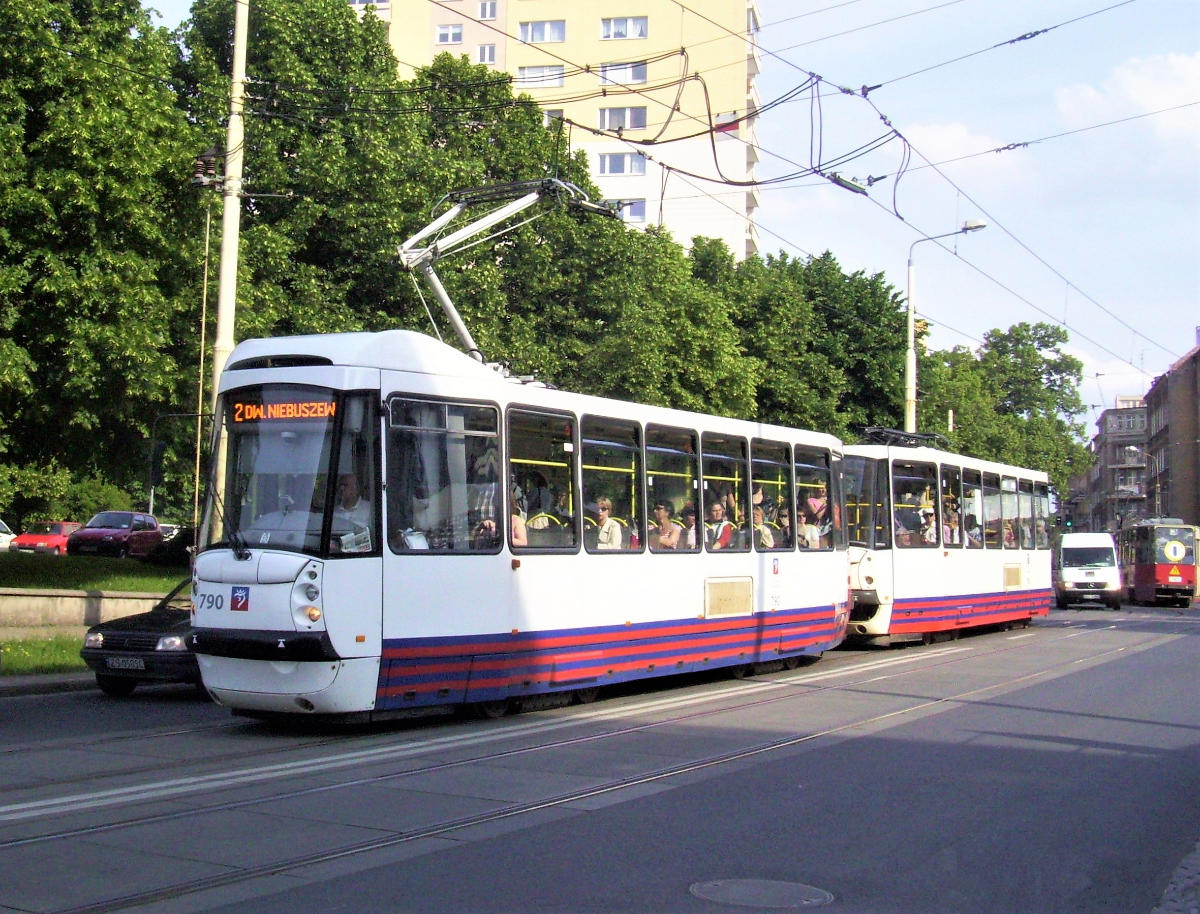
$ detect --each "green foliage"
[0,0,1092,522]
[917,322,1092,494]
[0,552,185,591]
[0,634,86,676]
[0,0,200,520]
[694,246,905,437]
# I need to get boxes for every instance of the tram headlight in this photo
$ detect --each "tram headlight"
[291,561,326,629]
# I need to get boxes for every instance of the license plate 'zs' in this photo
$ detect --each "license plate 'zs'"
[105,657,145,670]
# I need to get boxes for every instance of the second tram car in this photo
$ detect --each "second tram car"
[1116,519,1196,608]
[843,430,1052,644]
[190,330,852,718]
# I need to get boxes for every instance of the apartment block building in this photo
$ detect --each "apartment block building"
[1066,396,1149,532]
[1066,331,1200,530]
[350,0,762,258]
[1144,335,1200,525]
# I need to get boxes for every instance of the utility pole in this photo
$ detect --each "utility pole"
[207,0,248,533]
[210,0,248,409]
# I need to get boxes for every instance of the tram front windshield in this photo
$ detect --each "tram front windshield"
[202,385,378,557]
[1156,526,1196,565]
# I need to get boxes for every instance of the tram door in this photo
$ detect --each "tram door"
[380,390,514,696]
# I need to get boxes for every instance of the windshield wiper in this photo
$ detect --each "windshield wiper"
[208,483,252,561]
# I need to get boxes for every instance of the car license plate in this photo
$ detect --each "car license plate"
[105,657,145,670]
[78,545,97,553]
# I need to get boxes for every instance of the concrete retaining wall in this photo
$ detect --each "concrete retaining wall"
[0,588,167,629]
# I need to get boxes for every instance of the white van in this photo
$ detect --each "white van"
[1053,532,1122,609]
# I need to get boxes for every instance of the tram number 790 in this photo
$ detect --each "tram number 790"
[195,593,225,612]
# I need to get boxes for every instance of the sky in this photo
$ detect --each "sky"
[142,0,1199,434]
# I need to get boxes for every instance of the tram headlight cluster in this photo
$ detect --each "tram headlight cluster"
[292,561,326,629]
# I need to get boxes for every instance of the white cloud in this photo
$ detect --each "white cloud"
[1056,52,1200,151]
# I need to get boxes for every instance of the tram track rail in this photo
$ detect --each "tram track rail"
[40,615,1193,914]
[3,614,1192,914]
[0,616,1180,827]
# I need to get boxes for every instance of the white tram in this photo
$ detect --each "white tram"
[842,429,1052,644]
[190,330,851,717]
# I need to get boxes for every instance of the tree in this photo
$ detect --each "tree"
[692,245,906,437]
[0,0,201,519]
[918,322,1091,493]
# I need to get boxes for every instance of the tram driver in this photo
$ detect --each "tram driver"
[331,473,372,552]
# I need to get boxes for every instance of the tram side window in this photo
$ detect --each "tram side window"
[581,416,642,553]
[830,454,847,550]
[982,472,1002,548]
[795,446,833,550]
[961,469,984,548]
[1001,476,1019,549]
[331,393,380,555]
[843,455,890,549]
[893,461,938,548]
[1017,480,1035,548]
[752,440,792,551]
[702,434,749,552]
[385,398,499,553]
[1033,483,1050,548]
[646,425,699,552]
[940,464,962,547]
[509,408,578,549]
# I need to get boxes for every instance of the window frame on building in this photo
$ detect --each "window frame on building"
[519,20,566,43]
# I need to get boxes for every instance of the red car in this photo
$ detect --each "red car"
[67,511,163,558]
[9,521,82,555]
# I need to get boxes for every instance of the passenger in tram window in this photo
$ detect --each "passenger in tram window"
[510,503,528,547]
[473,501,528,548]
[919,508,938,545]
[964,514,983,548]
[804,482,829,528]
[471,444,499,527]
[776,501,792,542]
[524,473,553,517]
[797,511,820,549]
[1034,518,1049,548]
[650,500,680,551]
[680,503,698,549]
[1003,521,1017,548]
[706,500,733,550]
[752,505,774,549]
[595,496,622,550]
[943,508,960,545]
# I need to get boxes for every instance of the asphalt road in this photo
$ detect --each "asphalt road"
[2,606,1198,914]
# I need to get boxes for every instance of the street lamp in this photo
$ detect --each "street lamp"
[1125,445,1161,517]
[904,219,987,433]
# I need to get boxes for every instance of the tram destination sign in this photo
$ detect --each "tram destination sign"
[231,399,336,423]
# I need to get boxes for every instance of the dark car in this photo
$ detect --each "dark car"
[9,520,82,555]
[67,511,163,558]
[80,578,201,696]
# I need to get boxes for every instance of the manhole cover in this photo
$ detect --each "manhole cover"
[689,879,834,909]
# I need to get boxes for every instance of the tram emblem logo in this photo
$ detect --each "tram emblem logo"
[231,586,250,612]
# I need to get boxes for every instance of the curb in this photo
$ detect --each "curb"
[0,672,95,698]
